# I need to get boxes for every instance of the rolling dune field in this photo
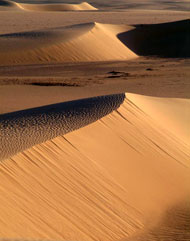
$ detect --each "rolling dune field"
[0,93,189,240]
[0,1,189,240]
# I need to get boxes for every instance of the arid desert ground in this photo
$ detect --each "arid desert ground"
[0,0,190,240]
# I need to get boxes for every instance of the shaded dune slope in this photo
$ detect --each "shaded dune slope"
[0,0,97,11]
[0,23,137,65]
[118,19,190,58]
[0,19,189,65]
[0,0,16,7]
[0,93,189,240]
[0,94,125,160]
[125,201,190,241]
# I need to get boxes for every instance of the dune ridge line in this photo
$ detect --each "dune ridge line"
[0,22,137,65]
[0,19,189,65]
[0,93,189,240]
[0,93,125,160]
[0,0,98,11]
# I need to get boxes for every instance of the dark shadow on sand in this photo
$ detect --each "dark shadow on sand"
[117,19,190,58]
[0,93,125,160]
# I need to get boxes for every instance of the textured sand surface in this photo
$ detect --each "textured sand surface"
[0,1,189,240]
[0,93,189,240]
[0,94,125,160]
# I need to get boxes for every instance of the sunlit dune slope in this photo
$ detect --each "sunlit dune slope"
[118,19,190,58]
[0,93,189,240]
[0,94,125,160]
[124,200,190,241]
[127,94,190,145]
[0,19,189,65]
[0,22,137,65]
[0,0,97,11]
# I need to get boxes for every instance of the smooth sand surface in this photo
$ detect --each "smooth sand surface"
[0,22,137,65]
[0,19,189,65]
[127,94,190,145]
[0,0,97,11]
[0,93,189,240]
[0,1,189,240]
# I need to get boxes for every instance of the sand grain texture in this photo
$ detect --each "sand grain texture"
[0,2,189,240]
[0,93,189,240]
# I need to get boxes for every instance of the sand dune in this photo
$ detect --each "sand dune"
[0,22,137,65]
[0,93,189,240]
[127,94,190,145]
[0,94,125,160]
[0,1,189,240]
[0,19,189,66]
[0,0,97,11]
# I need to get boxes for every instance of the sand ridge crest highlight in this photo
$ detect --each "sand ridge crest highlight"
[0,5,190,240]
[0,0,98,11]
[0,93,189,240]
[0,19,189,65]
[0,22,137,65]
[0,94,125,160]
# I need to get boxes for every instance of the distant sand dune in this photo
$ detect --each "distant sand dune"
[0,19,189,65]
[0,93,189,240]
[0,22,137,65]
[0,0,97,11]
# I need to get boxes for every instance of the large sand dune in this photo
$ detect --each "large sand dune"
[0,1,190,240]
[0,94,125,160]
[0,0,97,11]
[0,22,137,65]
[0,93,189,240]
[0,19,189,66]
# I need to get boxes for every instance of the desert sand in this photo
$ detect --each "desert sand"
[0,0,97,11]
[0,0,189,240]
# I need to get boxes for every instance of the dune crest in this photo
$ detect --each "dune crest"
[0,93,189,240]
[0,0,98,11]
[0,22,137,65]
[0,19,189,65]
[0,94,125,160]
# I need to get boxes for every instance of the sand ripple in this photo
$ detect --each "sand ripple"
[0,94,125,160]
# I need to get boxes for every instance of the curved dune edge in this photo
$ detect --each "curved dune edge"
[0,19,189,65]
[0,93,125,160]
[0,0,98,11]
[0,93,189,240]
[0,22,137,65]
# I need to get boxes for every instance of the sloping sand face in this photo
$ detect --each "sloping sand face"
[0,94,125,160]
[0,93,189,240]
[0,19,189,65]
[0,0,98,11]
[0,22,137,65]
